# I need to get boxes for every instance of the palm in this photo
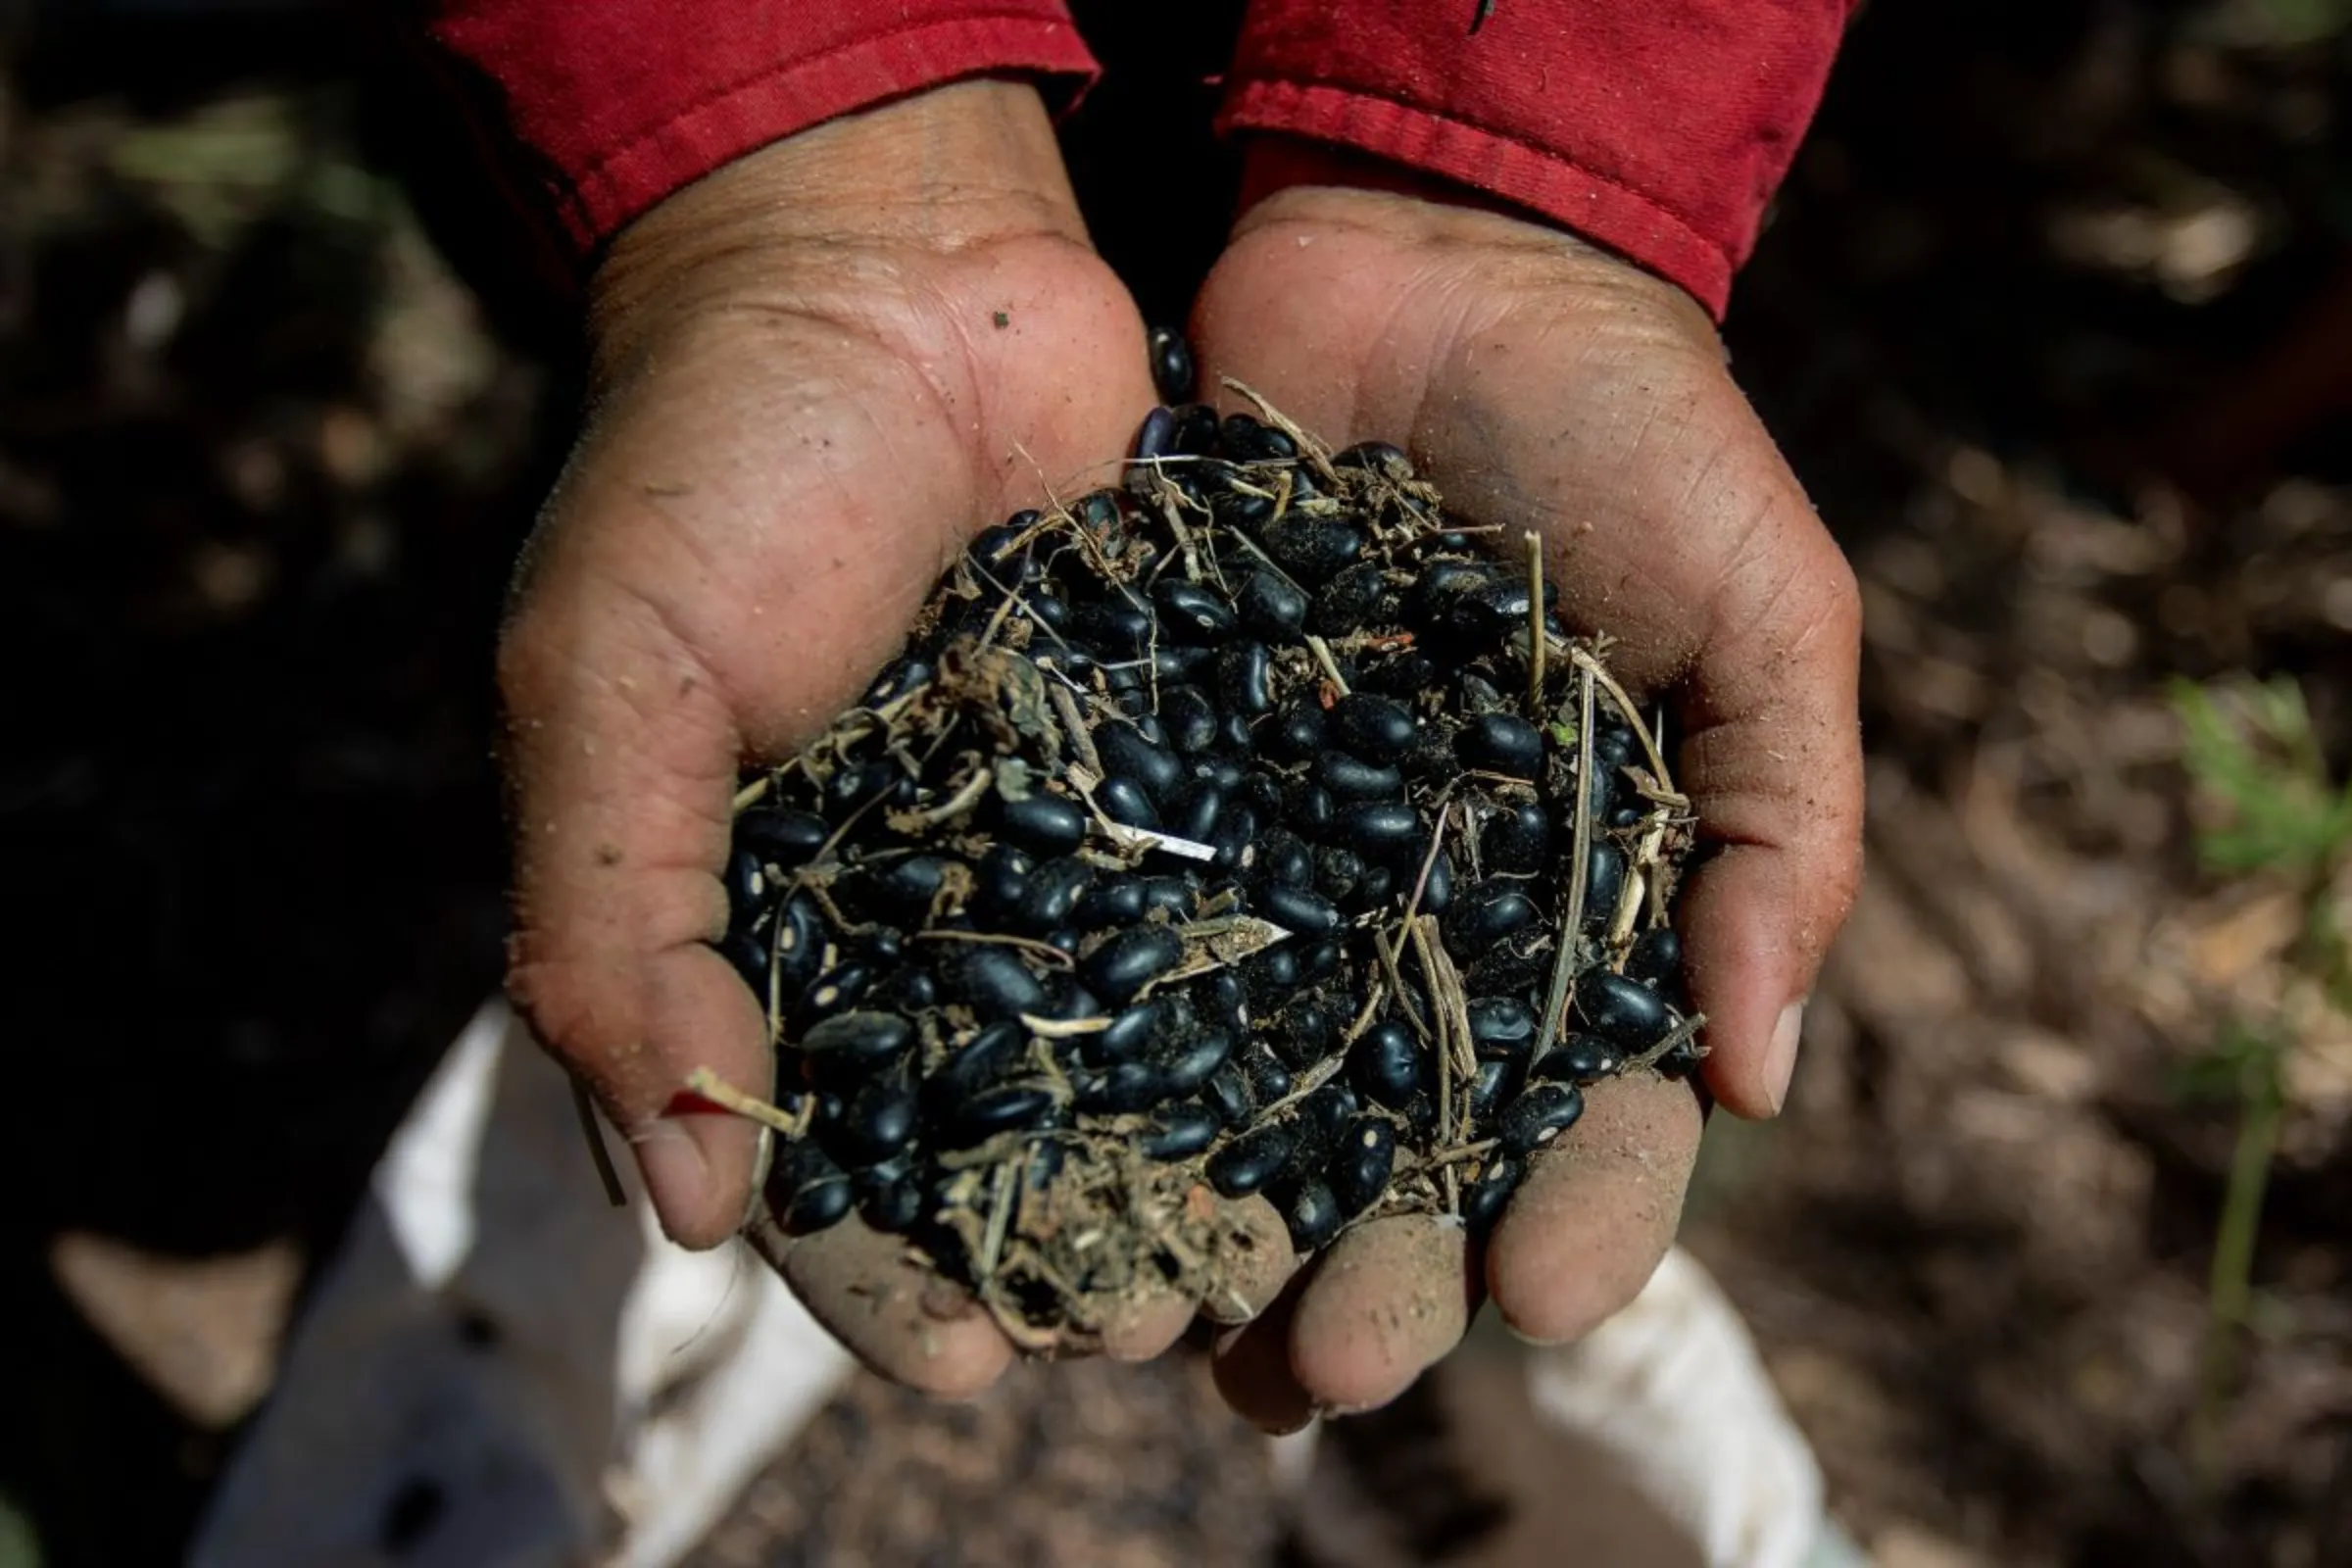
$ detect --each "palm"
[1189,185,1863,1419]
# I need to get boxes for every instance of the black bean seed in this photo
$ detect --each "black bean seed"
[797,960,875,1026]
[968,520,1037,580]
[1280,1179,1344,1251]
[1158,685,1220,754]
[1263,698,1326,762]
[1331,693,1416,763]
[1211,802,1262,870]
[859,1173,924,1233]
[1092,999,1165,1064]
[927,1021,1024,1110]
[1404,559,1498,626]
[1206,1122,1296,1198]
[1445,884,1539,954]
[1350,1019,1423,1108]
[874,854,953,911]
[1076,1061,1166,1114]
[784,1174,854,1234]
[1252,881,1340,940]
[1579,971,1672,1050]
[1148,329,1196,403]
[724,848,767,913]
[1328,1118,1396,1215]
[1097,775,1160,830]
[1242,772,1285,819]
[1356,864,1396,906]
[1466,997,1539,1063]
[1317,750,1406,801]
[1593,721,1640,769]
[1131,403,1177,463]
[1152,577,1241,643]
[1076,489,1123,535]
[1285,779,1337,839]
[1271,1000,1340,1071]
[973,843,1034,918]
[1153,644,1214,682]
[997,793,1085,856]
[1097,721,1185,803]
[1500,1082,1587,1156]
[1082,924,1184,1004]
[1462,1154,1523,1233]
[1338,801,1423,858]
[1314,846,1366,902]
[830,1077,917,1166]
[1240,944,1302,1007]
[1335,439,1414,480]
[1203,1062,1252,1125]
[801,1009,913,1071]
[1075,873,1147,929]
[1485,802,1551,874]
[1313,561,1394,636]
[1171,402,1220,455]
[946,1084,1060,1146]
[1627,927,1685,990]
[1583,840,1627,928]
[1142,1104,1222,1161]
[1017,856,1095,932]
[1466,1057,1522,1123]
[1417,851,1455,914]
[1155,1029,1233,1096]
[1040,972,1099,1018]
[1256,831,1315,891]
[1264,518,1365,586]
[826,758,908,816]
[1243,1043,1294,1103]
[1070,597,1154,657]
[1203,970,1249,1029]
[1219,640,1275,715]
[1234,570,1309,640]
[720,928,769,989]
[1166,778,1226,843]
[940,946,1050,1021]
[735,807,831,868]
[1533,1033,1625,1086]
[1459,712,1544,776]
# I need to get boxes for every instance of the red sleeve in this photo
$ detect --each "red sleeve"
[1218,1,1859,318]
[423,1,1099,253]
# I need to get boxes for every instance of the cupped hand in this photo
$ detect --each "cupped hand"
[497,82,1162,1395]
[1189,168,1864,1425]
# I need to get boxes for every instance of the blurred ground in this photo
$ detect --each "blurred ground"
[0,2,2348,1565]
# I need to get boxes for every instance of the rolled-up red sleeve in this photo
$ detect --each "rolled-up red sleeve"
[1218,1,1858,317]
[424,1,1099,253]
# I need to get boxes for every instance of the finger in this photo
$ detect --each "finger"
[1485,1073,1703,1344]
[1197,1194,1300,1326]
[1287,1213,1476,1413]
[1100,1283,1196,1363]
[1210,1280,1316,1435]
[778,1214,1015,1399]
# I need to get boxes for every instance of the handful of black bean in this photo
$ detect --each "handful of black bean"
[716,378,1701,1348]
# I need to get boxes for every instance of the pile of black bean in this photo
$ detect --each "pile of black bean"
[720,373,1699,1338]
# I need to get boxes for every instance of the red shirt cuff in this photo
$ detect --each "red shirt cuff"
[1218,1,1858,318]
[426,2,1099,252]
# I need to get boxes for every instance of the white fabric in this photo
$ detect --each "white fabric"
[1522,1246,1829,1568]
[191,1006,852,1568]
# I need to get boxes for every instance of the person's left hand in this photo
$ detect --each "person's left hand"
[1186,163,1865,1429]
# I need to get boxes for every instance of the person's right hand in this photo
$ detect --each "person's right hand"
[496,81,1164,1396]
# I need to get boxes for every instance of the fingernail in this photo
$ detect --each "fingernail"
[629,1118,711,1229]
[1763,1000,1805,1115]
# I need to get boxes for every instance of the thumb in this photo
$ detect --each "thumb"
[500,530,772,1249]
